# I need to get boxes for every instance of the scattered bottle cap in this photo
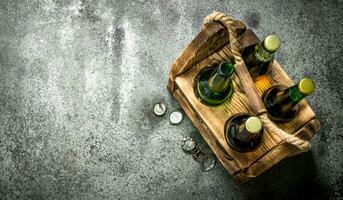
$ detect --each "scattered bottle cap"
[200,155,216,172]
[181,137,197,153]
[153,102,167,116]
[181,136,216,172]
[169,111,183,125]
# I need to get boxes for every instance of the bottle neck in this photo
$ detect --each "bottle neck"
[236,121,259,142]
[208,72,230,92]
[254,42,275,62]
[287,84,307,103]
[207,62,233,93]
[274,84,307,108]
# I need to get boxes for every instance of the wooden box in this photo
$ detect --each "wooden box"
[167,21,320,183]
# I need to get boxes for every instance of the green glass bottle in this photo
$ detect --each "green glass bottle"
[242,35,281,79]
[262,78,315,122]
[225,114,263,152]
[196,61,234,106]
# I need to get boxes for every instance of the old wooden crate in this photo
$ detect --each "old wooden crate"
[167,21,320,183]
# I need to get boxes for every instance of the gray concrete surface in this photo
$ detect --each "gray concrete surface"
[0,0,342,199]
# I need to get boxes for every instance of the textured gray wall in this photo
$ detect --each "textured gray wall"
[0,0,342,199]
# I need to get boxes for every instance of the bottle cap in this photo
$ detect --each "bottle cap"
[169,111,183,125]
[200,155,216,172]
[298,78,315,95]
[245,116,262,134]
[181,137,197,153]
[153,102,167,116]
[263,35,281,53]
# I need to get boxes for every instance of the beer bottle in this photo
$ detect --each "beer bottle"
[196,61,234,106]
[263,78,315,122]
[225,115,263,152]
[242,35,281,79]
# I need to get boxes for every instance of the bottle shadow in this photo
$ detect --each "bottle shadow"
[237,151,330,200]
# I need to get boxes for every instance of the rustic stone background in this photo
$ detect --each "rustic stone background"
[0,0,342,199]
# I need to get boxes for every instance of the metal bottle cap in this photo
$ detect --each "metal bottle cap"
[245,116,262,134]
[181,136,216,172]
[169,111,183,125]
[153,102,167,116]
[298,78,315,95]
[181,137,196,153]
[263,35,281,53]
[200,155,216,172]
